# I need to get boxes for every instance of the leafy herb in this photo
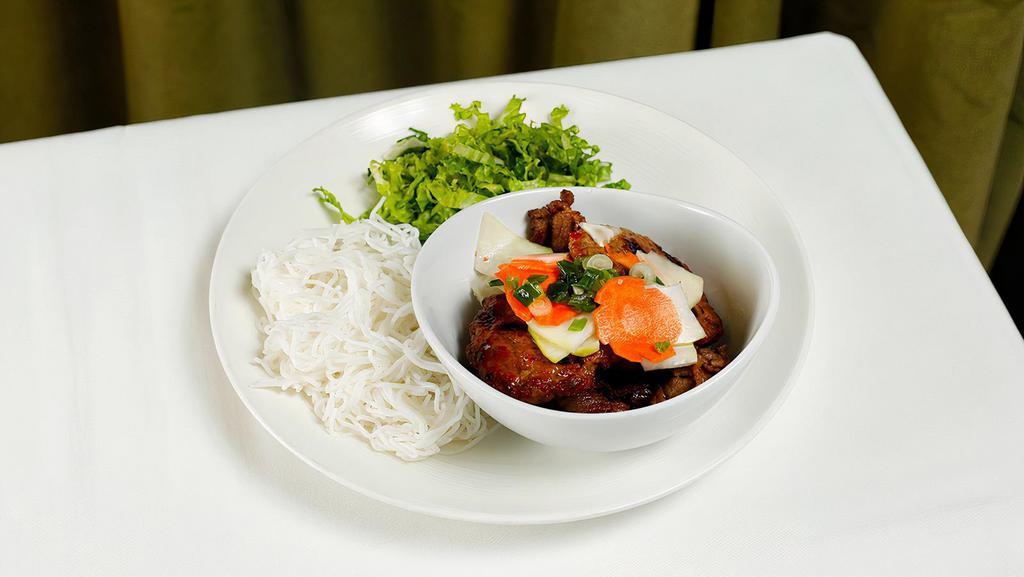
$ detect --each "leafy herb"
[327,97,629,240]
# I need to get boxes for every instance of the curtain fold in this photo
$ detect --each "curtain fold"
[0,2,124,139]
[550,0,700,66]
[1,0,1021,267]
[295,0,434,97]
[979,53,1024,263]
[116,0,300,122]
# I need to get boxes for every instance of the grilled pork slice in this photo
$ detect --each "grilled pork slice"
[465,295,608,405]
[526,189,586,252]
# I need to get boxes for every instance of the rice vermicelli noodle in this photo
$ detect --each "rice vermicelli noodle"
[251,211,489,461]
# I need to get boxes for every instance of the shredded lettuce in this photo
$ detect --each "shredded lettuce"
[314,186,358,224]
[315,96,630,240]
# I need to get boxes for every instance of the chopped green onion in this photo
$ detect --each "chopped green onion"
[506,277,520,291]
[546,281,570,302]
[526,274,548,285]
[655,277,665,286]
[488,279,504,287]
[576,269,601,291]
[545,257,622,313]
[557,259,583,278]
[581,253,614,270]
[567,294,597,312]
[513,283,543,306]
[568,317,588,332]
[629,263,657,284]
[654,341,672,353]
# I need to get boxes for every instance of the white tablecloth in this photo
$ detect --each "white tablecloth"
[2,33,1022,576]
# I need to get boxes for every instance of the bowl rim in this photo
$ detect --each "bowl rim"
[412,186,781,422]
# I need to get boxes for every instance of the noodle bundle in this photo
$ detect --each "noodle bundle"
[251,212,488,461]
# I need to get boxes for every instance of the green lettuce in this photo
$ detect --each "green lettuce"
[317,96,630,240]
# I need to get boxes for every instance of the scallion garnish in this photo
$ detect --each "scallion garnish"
[546,256,621,313]
[513,282,543,306]
[526,274,548,285]
[654,341,672,353]
[568,317,588,332]
[488,279,504,287]
[581,253,614,271]
[557,259,583,278]
[576,269,600,291]
[567,294,598,312]
[629,262,657,284]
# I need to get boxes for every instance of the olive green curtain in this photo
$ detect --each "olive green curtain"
[1,0,1022,267]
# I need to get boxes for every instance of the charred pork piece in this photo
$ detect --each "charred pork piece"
[465,295,608,405]
[526,189,586,251]
[567,228,603,260]
[649,343,729,404]
[649,367,698,405]
[692,343,729,385]
[692,294,724,345]
[604,382,656,409]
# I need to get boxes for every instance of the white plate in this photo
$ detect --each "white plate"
[209,81,814,524]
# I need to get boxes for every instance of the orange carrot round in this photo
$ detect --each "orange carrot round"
[593,277,680,362]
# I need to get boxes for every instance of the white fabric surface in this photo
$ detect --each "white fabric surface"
[2,33,1022,576]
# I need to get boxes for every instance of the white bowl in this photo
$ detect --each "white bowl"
[412,187,779,452]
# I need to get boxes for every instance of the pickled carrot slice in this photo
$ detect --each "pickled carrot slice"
[495,260,564,323]
[533,302,578,326]
[593,277,680,362]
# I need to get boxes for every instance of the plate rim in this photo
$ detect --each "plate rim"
[208,79,816,524]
